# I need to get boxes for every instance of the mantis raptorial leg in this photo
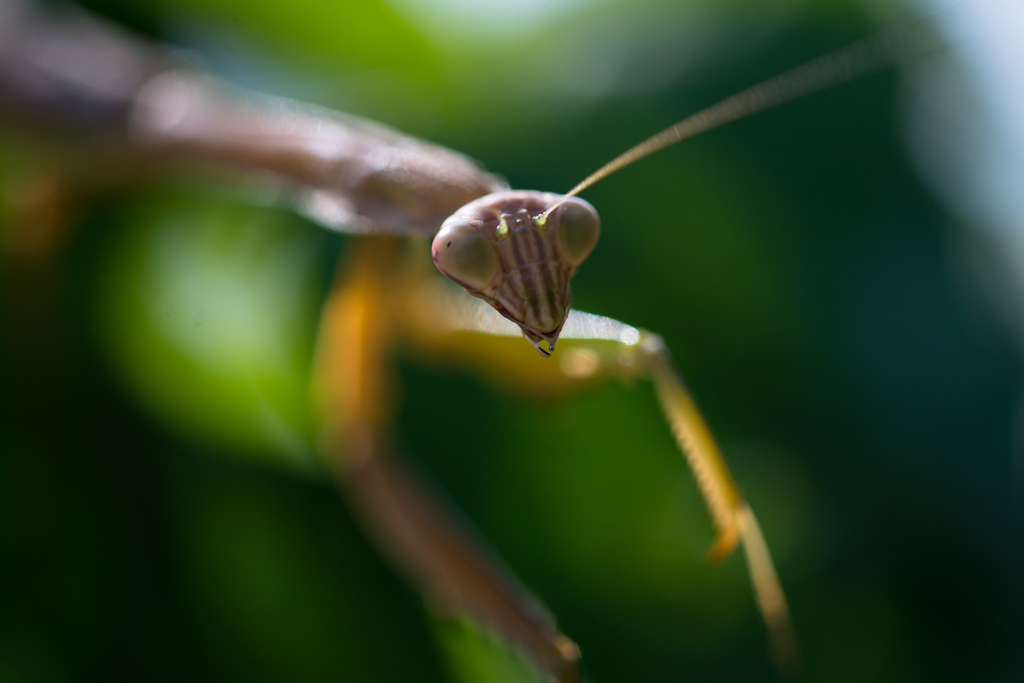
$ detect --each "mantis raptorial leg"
[310,237,795,680]
[313,238,581,682]
[405,270,798,673]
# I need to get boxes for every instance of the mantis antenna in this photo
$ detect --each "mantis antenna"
[536,20,937,224]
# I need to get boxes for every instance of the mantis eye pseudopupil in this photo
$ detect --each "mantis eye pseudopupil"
[431,220,498,291]
[556,198,601,267]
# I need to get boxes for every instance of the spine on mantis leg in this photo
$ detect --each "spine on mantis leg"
[638,334,742,561]
[636,333,798,673]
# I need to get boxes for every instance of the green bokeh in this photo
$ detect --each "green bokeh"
[1,1,1020,682]
[94,188,330,471]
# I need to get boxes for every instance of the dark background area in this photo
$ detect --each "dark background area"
[1,0,1021,681]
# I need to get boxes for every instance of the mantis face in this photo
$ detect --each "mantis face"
[432,190,601,356]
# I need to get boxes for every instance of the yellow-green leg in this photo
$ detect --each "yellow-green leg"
[404,275,798,674]
[312,239,580,683]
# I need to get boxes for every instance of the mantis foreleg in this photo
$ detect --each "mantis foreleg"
[404,275,798,673]
[636,334,797,673]
[313,239,580,683]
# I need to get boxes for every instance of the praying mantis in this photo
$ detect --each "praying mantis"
[0,1,942,681]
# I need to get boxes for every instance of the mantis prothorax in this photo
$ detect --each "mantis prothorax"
[0,2,936,680]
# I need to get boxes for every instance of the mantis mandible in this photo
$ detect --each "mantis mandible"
[0,2,934,680]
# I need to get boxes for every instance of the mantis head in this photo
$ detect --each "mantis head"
[432,25,908,358]
[432,190,600,356]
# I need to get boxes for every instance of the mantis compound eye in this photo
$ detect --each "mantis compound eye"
[432,220,499,291]
[554,197,600,267]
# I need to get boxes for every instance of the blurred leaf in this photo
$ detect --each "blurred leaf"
[160,0,440,81]
[94,186,333,470]
[433,615,553,683]
[173,456,447,683]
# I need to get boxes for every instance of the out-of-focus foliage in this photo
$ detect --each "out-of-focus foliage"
[434,617,551,683]
[1,0,1021,682]
[94,189,330,470]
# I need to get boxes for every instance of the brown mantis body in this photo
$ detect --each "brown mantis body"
[0,2,937,680]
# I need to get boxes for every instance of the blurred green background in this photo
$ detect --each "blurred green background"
[1,0,1021,681]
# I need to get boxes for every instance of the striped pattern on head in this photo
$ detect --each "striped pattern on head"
[431,190,600,357]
